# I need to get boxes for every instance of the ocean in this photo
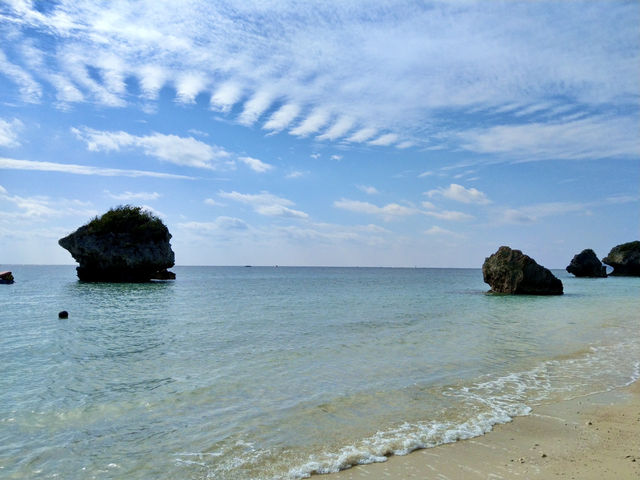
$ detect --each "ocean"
[1,265,638,479]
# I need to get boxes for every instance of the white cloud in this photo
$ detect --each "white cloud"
[72,127,230,169]
[497,195,639,224]
[176,72,207,104]
[105,190,161,202]
[290,108,330,137]
[0,49,42,103]
[219,190,308,219]
[263,104,300,132]
[285,170,307,179]
[426,184,491,205]
[357,185,379,195]
[210,82,243,112]
[0,157,194,179]
[317,117,355,141]
[334,199,418,220]
[178,217,250,234]
[1,1,637,153]
[204,198,223,206]
[137,64,167,100]
[238,90,276,126]
[424,226,460,237]
[238,156,274,173]
[0,184,96,220]
[424,210,474,221]
[459,115,640,161]
[369,133,398,146]
[0,118,23,148]
[330,154,343,161]
[347,127,377,143]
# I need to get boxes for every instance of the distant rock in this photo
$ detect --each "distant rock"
[59,205,175,282]
[602,241,640,276]
[482,246,563,295]
[0,271,14,284]
[566,249,606,278]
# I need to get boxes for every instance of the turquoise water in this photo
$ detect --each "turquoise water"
[1,266,638,479]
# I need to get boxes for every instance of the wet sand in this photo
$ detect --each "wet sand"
[330,380,640,479]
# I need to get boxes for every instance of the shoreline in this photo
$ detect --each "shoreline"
[328,380,640,479]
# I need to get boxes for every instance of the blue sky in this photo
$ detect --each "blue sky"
[0,1,638,268]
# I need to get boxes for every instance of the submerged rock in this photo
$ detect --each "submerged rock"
[59,205,175,282]
[602,241,640,276]
[0,271,14,284]
[566,249,607,278]
[482,246,563,295]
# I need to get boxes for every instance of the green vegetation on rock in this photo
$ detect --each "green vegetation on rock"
[84,205,170,241]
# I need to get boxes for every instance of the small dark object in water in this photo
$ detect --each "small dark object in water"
[58,311,69,319]
[0,271,14,284]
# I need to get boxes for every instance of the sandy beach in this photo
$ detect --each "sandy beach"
[330,380,640,479]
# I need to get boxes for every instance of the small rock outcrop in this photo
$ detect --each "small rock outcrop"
[59,205,175,282]
[0,271,14,284]
[602,241,640,276]
[566,249,606,278]
[482,246,563,295]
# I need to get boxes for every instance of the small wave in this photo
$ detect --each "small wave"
[286,339,640,479]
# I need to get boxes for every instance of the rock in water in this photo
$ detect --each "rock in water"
[602,241,640,276]
[482,246,563,295]
[59,205,175,282]
[0,271,14,284]
[566,249,607,277]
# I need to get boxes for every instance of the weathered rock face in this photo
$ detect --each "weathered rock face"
[566,249,607,278]
[59,206,175,282]
[482,246,563,295]
[602,241,640,276]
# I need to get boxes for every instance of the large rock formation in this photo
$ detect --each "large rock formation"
[482,246,563,295]
[566,249,607,278]
[59,206,175,282]
[602,241,640,276]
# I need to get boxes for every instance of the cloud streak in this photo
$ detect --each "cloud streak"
[0,157,194,179]
[426,184,491,205]
[219,190,308,219]
[72,127,231,169]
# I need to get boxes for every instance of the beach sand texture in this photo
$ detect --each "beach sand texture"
[331,380,640,479]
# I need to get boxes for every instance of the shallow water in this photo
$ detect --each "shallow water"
[1,266,638,479]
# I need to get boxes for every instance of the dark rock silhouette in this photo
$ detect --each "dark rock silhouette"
[566,249,606,277]
[482,246,563,295]
[59,205,175,282]
[602,241,640,276]
[58,311,69,319]
[0,271,14,284]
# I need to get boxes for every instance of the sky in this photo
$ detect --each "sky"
[0,0,638,268]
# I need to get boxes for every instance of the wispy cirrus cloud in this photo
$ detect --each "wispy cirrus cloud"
[459,114,640,161]
[0,118,23,147]
[1,1,638,155]
[334,199,418,220]
[357,185,379,195]
[219,190,308,219]
[0,184,96,220]
[426,184,491,205]
[71,127,231,169]
[0,157,194,179]
[238,156,274,173]
[104,190,161,202]
[497,195,639,224]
